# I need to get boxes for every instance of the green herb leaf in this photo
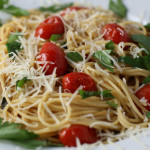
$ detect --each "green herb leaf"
[146,111,150,119]
[0,20,2,26]
[106,101,118,109]
[50,34,63,41]
[2,5,30,16]
[93,50,114,71]
[138,43,149,55]
[0,119,63,149]
[39,3,73,12]
[16,77,30,89]
[0,118,38,140]
[79,90,114,99]
[131,34,150,53]
[118,55,150,71]
[1,97,7,110]
[0,0,9,9]
[66,52,83,62]
[105,41,115,50]
[145,23,150,31]
[6,32,23,57]
[143,76,150,84]
[109,0,127,18]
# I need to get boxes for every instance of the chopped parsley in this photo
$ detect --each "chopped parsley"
[16,77,30,89]
[106,101,118,109]
[50,34,63,41]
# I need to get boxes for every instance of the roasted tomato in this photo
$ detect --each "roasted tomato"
[102,23,129,44]
[38,42,67,77]
[135,84,150,111]
[62,72,97,93]
[35,16,64,39]
[59,124,99,147]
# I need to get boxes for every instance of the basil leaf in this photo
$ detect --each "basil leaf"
[118,55,150,71]
[105,41,115,50]
[16,77,30,89]
[39,3,73,12]
[66,52,83,62]
[0,0,9,9]
[106,101,118,109]
[0,118,38,140]
[50,34,63,41]
[138,43,149,55]
[109,0,127,18]
[93,50,114,71]
[131,34,150,53]
[0,20,2,26]
[1,97,7,109]
[6,32,23,57]
[143,76,150,84]
[79,90,114,99]
[146,111,150,119]
[2,5,30,16]
[145,23,150,30]
[0,118,64,149]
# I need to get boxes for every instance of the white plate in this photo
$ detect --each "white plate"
[1,0,150,150]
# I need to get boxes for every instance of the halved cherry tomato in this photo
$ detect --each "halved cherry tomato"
[62,72,97,93]
[102,23,129,44]
[135,84,150,111]
[38,42,67,77]
[60,6,87,16]
[59,124,99,147]
[35,16,64,39]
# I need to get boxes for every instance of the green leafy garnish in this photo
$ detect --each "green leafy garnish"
[0,20,2,27]
[0,118,63,149]
[39,3,73,12]
[16,77,30,89]
[50,34,63,41]
[79,90,114,99]
[6,32,23,57]
[1,97,7,109]
[0,0,30,16]
[109,0,127,18]
[105,41,115,50]
[143,76,150,84]
[0,118,38,140]
[131,34,150,53]
[106,101,118,109]
[2,5,30,16]
[146,111,150,119]
[66,52,83,62]
[118,55,150,71]
[93,50,114,71]
[138,43,149,55]
[0,0,9,9]
[144,23,150,31]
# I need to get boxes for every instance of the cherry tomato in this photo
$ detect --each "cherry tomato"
[59,124,99,147]
[38,42,67,77]
[102,23,129,44]
[60,6,87,16]
[62,72,97,93]
[35,16,64,39]
[135,84,150,111]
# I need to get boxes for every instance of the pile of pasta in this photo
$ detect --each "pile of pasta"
[0,3,149,144]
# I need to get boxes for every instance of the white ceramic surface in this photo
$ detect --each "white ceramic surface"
[0,0,150,150]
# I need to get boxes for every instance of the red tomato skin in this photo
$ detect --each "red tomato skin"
[38,42,67,77]
[62,72,97,93]
[102,23,129,44]
[35,16,64,39]
[60,6,87,16]
[135,84,150,111]
[59,124,99,147]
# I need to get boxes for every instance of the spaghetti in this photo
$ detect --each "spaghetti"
[0,1,150,147]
